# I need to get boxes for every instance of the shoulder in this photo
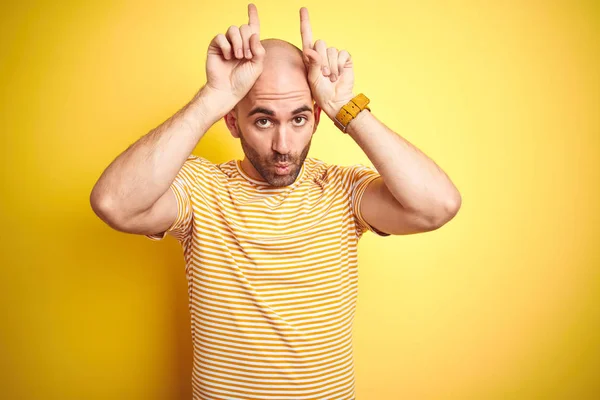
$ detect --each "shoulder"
[180,154,211,171]
[302,158,364,190]
[183,154,218,168]
[305,157,377,182]
[303,157,336,183]
[181,155,236,176]
[175,156,234,193]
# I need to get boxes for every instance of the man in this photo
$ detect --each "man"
[90,4,461,399]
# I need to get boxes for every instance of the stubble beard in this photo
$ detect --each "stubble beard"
[237,123,311,187]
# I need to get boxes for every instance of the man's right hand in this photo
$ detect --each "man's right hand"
[90,4,266,239]
[205,3,265,111]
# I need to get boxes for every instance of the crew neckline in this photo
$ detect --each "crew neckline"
[235,159,306,187]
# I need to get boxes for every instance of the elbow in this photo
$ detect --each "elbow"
[425,193,462,230]
[90,189,113,223]
[446,191,462,217]
[435,192,462,229]
[90,187,127,231]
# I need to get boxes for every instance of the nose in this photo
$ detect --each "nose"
[271,125,291,155]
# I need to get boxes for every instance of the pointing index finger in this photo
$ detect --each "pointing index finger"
[300,7,313,50]
[248,3,260,34]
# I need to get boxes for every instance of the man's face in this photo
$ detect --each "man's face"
[226,46,320,187]
[234,95,317,187]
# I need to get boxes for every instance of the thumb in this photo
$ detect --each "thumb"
[303,48,322,82]
[303,47,320,67]
[249,33,265,62]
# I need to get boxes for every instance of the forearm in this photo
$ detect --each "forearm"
[90,85,229,218]
[345,109,461,216]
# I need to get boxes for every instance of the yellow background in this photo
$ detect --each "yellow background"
[1,0,598,398]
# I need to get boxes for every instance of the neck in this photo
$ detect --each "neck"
[240,158,266,182]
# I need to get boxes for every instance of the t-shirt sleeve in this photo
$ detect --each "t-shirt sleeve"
[145,155,200,242]
[344,163,392,238]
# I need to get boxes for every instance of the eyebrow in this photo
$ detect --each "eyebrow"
[247,104,312,117]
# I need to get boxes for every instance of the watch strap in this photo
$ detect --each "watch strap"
[334,93,371,133]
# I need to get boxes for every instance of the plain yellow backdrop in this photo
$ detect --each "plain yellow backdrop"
[1,0,598,399]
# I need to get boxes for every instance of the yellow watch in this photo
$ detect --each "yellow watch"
[333,93,371,133]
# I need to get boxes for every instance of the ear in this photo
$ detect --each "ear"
[224,109,240,139]
[312,103,322,134]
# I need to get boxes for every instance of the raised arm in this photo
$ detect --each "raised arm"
[298,7,461,235]
[90,3,265,235]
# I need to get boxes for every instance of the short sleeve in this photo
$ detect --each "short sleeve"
[145,155,200,242]
[345,164,392,238]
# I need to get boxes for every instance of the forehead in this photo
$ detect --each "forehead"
[239,62,313,115]
[243,89,314,117]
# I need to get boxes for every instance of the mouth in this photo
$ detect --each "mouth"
[273,163,290,174]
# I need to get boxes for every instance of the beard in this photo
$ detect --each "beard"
[237,123,312,187]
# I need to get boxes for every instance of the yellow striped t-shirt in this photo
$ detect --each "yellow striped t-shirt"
[146,155,389,400]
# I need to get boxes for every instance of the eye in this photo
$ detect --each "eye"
[293,116,308,126]
[255,118,273,128]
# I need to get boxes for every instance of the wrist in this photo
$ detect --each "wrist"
[192,85,238,125]
[344,106,370,136]
[325,94,355,120]
[329,93,371,133]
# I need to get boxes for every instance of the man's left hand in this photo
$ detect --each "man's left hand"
[300,7,355,120]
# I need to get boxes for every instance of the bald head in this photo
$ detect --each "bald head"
[260,38,305,69]
[232,39,311,113]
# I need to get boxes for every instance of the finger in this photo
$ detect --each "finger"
[327,47,339,81]
[314,40,329,75]
[225,26,243,59]
[303,47,323,84]
[212,33,233,60]
[338,50,351,75]
[303,47,321,66]
[299,7,313,50]
[239,24,253,59]
[248,3,260,35]
[249,33,265,62]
